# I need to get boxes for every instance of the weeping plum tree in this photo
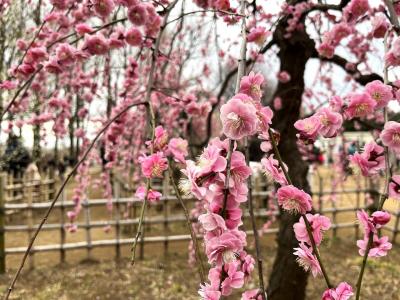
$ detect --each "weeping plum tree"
[0,0,400,299]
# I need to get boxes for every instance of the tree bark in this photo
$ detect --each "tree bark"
[267,17,315,300]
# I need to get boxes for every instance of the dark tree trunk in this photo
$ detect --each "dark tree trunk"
[267,16,315,300]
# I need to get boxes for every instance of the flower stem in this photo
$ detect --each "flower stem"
[355,232,373,300]
[4,101,148,300]
[268,128,332,289]
[168,160,206,283]
[129,0,179,262]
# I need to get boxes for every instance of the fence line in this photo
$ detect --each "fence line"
[0,170,399,273]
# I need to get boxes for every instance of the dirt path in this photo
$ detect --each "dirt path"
[0,239,399,300]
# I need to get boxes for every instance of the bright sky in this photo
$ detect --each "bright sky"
[2,0,400,150]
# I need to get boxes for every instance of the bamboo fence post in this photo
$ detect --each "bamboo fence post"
[318,177,323,214]
[26,179,34,269]
[59,174,66,264]
[139,210,145,260]
[332,198,338,239]
[132,201,137,235]
[139,180,146,260]
[355,176,361,240]
[83,195,92,260]
[114,179,121,261]
[0,174,6,273]
[392,203,400,244]
[163,176,169,257]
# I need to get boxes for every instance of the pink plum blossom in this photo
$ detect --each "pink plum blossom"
[273,97,282,110]
[83,34,109,55]
[239,72,264,101]
[135,186,162,203]
[372,15,389,38]
[329,95,344,112]
[380,121,400,152]
[55,43,76,66]
[316,107,343,138]
[389,175,400,200]
[167,138,188,163]
[180,160,207,199]
[128,4,148,25]
[221,261,245,296]
[343,0,369,22]
[293,243,321,277]
[75,23,93,35]
[357,209,377,237]
[239,251,255,277]
[365,80,392,109]
[241,289,263,300]
[0,80,17,90]
[151,126,168,151]
[277,71,291,83]
[205,231,246,265]
[220,96,258,140]
[257,106,273,132]
[139,152,168,178]
[247,26,270,46]
[294,213,331,246]
[322,282,354,300]
[277,185,312,214]
[294,115,322,142]
[229,151,252,184]
[50,0,69,9]
[371,211,391,227]
[261,155,288,186]
[197,145,227,177]
[357,235,392,257]
[349,141,385,176]
[344,93,376,119]
[386,38,400,66]
[93,0,114,18]
[198,213,227,232]
[199,283,221,300]
[318,42,335,58]
[125,27,142,46]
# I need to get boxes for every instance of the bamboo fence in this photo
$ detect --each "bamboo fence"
[0,168,398,273]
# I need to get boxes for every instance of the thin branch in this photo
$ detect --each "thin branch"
[130,0,179,264]
[166,9,244,25]
[197,39,276,148]
[355,232,373,299]
[168,160,206,283]
[268,128,332,289]
[3,101,148,300]
[355,27,393,300]
[314,51,383,85]
[0,17,128,124]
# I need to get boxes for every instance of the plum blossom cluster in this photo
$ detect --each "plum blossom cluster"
[7,0,161,82]
[356,210,392,257]
[295,79,394,147]
[136,125,189,204]
[292,46,400,297]
[182,138,253,299]
[317,0,371,59]
[179,72,276,299]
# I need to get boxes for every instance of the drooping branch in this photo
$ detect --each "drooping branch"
[168,159,206,283]
[130,0,179,264]
[312,50,383,85]
[268,128,332,289]
[196,39,276,148]
[0,17,129,124]
[3,101,148,300]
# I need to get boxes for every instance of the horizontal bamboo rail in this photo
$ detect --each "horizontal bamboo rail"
[0,169,399,273]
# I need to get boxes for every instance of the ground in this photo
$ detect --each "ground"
[2,166,400,299]
[0,238,399,300]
